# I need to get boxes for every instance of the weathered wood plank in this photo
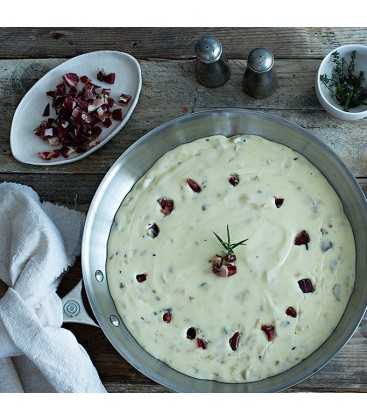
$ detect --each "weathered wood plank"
[0,27,366,60]
[2,58,367,178]
[0,174,101,208]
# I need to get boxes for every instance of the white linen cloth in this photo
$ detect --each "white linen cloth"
[0,182,106,392]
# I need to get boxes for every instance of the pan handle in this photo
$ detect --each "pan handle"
[61,279,99,328]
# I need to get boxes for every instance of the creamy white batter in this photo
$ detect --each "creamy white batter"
[106,134,356,383]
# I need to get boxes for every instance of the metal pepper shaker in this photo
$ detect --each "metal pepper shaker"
[243,47,277,99]
[195,35,230,88]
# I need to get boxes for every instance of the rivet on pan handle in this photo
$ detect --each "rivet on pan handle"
[62,279,99,328]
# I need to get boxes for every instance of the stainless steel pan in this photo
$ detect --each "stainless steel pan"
[63,109,367,392]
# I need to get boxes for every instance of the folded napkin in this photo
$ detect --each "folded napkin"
[0,182,106,393]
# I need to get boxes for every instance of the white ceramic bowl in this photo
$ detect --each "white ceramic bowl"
[315,44,367,121]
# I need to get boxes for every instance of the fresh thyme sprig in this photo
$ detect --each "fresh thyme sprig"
[213,224,248,255]
[320,50,367,112]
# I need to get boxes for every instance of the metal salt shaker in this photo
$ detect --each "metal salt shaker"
[195,35,230,88]
[243,47,277,99]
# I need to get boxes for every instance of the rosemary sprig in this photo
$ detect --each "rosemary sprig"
[320,50,367,112]
[213,224,248,255]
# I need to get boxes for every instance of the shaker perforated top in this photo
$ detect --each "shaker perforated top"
[196,36,223,64]
[247,48,274,73]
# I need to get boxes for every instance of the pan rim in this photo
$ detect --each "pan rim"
[81,108,367,392]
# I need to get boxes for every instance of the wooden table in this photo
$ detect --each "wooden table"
[1,27,366,393]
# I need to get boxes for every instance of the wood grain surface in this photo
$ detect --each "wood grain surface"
[0,27,366,393]
[0,27,366,59]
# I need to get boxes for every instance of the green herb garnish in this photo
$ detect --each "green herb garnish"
[213,224,248,255]
[320,50,367,112]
